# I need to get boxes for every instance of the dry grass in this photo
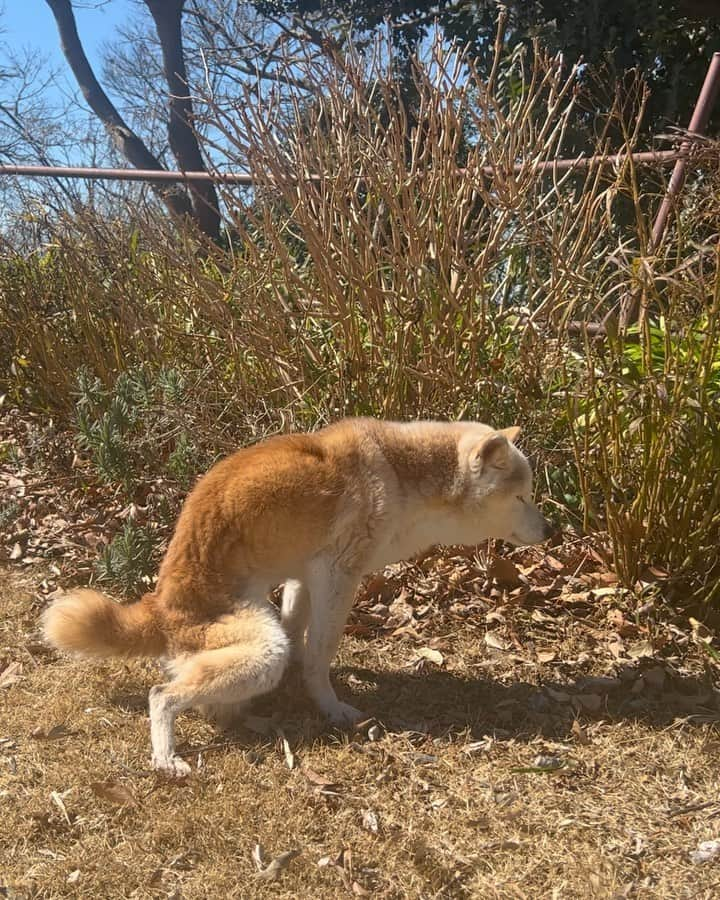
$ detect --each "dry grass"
[3,567,720,899]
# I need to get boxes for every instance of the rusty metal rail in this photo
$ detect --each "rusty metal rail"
[0,147,717,185]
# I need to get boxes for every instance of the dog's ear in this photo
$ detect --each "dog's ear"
[470,431,511,471]
[500,426,521,444]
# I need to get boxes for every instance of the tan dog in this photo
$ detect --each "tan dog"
[43,418,553,775]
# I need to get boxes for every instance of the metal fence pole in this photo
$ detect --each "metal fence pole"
[617,51,720,330]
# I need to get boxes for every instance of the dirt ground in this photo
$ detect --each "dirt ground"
[2,565,720,900]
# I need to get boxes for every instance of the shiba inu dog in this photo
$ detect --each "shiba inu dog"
[43,418,553,776]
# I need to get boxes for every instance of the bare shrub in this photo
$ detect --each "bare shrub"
[2,30,718,597]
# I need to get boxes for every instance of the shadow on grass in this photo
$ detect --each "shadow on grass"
[105,661,720,759]
[323,663,720,741]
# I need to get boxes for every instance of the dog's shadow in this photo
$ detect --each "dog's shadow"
[314,663,718,739]
[224,662,720,749]
[108,661,719,753]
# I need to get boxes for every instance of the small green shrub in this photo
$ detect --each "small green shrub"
[569,284,720,601]
[166,431,197,487]
[73,366,204,493]
[0,499,20,530]
[95,520,157,595]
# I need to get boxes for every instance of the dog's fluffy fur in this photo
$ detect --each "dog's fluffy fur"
[43,418,553,775]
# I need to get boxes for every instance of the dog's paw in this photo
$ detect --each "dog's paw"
[322,699,364,727]
[152,754,192,778]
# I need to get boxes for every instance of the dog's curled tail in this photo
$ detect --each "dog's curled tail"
[43,589,166,658]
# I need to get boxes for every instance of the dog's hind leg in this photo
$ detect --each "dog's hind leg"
[148,600,290,776]
[281,578,310,664]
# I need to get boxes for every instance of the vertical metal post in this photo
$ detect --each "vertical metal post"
[650,52,720,251]
[619,52,720,330]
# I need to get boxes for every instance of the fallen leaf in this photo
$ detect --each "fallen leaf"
[254,848,301,881]
[388,591,414,625]
[416,647,444,666]
[571,720,590,745]
[531,609,555,624]
[50,789,72,826]
[690,839,720,864]
[607,609,638,637]
[628,640,655,659]
[32,724,73,741]
[90,779,137,807]
[303,768,341,793]
[595,571,619,585]
[592,586,621,599]
[66,870,81,884]
[9,542,23,560]
[485,610,506,625]
[318,848,347,869]
[485,631,511,652]
[361,809,379,833]
[537,650,556,664]
[0,661,22,689]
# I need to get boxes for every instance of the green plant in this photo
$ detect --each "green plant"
[166,430,197,486]
[74,368,146,489]
[568,266,720,601]
[0,499,20,530]
[95,520,157,595]
[72,366,205,493]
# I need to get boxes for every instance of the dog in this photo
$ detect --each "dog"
[43,418,553,775]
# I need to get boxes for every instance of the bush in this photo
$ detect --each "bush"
[73,366,208,494]
[1,32,718,602]
[568,236,720,601]
[95,520,157,595]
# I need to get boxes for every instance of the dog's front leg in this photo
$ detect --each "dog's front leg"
[303,561,362,726]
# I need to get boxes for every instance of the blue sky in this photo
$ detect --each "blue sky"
[3,0,138,104]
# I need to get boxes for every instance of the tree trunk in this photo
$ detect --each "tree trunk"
[144,0,222,243]
[45,0,193,224]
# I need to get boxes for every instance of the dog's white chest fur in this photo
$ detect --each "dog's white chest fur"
[365,508,470,573]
